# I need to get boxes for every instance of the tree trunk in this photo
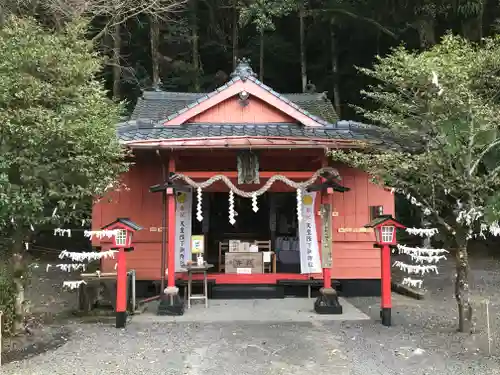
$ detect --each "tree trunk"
[455,235,473,332]
[112,21,121,101]
[461,6,484,42]
[330,17,340,117]
[299,5,307,92]
[12,235,26,333]
[191,0,200,91]
[259,29,264,81]
[417,17,436,49]
[150,14,160,90]
[232,0,239,69]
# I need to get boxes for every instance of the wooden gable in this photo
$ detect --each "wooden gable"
[188,96,297,124]
[163,74,325,127]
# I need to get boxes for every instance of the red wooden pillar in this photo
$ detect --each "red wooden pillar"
[380,244,392,326]
[314,158,342,314]
[320,157,333,289]
[322,188,334,290]
[115,248,127,328]
[167,157,176,289]
[157,155,184,316]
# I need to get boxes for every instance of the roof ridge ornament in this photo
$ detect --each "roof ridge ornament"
[230,57,257,81]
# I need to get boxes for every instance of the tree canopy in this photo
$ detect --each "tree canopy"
[0,16,128,234]
[330,34,500,331]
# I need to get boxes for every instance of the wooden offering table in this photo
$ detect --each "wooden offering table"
[183,263,213,308]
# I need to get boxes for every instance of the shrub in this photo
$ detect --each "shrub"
[0,264,16,336]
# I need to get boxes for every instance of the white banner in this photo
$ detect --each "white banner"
[298,191,322,274]
[175,190,193,271]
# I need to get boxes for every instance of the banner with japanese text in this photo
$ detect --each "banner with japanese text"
[298,191,322,274]
[175,190,193,271]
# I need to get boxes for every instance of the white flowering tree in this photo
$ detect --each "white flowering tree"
[0,16,128,332]
[331,34,500,332]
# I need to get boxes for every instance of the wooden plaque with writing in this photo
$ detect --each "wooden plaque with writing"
[321,204,333,269]
[225,252,264,274]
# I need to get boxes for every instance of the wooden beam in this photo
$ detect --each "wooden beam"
[174,171,318,179]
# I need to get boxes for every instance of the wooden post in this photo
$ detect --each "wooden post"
[157,155,184,316]
[167,157,176,289]
[320,203,332,289]
[314,159,342,314]
[115,248,127,328]
[0,310,2,367]
[380,244,392,326]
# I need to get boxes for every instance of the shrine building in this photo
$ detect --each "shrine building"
[91,59,401,298]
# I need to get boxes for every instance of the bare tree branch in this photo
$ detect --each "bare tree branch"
[5,0,187,39]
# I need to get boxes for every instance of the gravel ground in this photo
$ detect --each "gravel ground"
[2,252,500,374]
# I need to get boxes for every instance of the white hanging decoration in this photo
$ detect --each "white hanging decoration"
[393,261,438,275]
[405,227,438,238]
[456,205,483,226]
[196,187,203,222]
[30,223,34,231]
[47,263,87,272]
[394,229,449,289]
[58,249,117,262]
[54,228,72,237]
[408,253,447,264]
[52,207,58,217]
[24,242,29,250]
[63,280,86,290]
[229,190,236,225]
[83,229,119,240]
[396,244,448,256]
[296,188,303,222]
[402,277,424,289]
[252,193,259,213]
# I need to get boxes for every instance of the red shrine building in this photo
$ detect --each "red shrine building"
[91,59,399,298]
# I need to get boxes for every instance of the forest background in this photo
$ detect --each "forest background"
[4,0,496,119]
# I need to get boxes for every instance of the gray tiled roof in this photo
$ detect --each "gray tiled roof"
[130,87,339,124]
[117,121,405,148]
[122,61,413,149]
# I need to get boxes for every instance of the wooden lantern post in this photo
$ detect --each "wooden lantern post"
[150,165,191,316]
[307,169,349,314]
[364,215,406,326]
[101,218,142,328]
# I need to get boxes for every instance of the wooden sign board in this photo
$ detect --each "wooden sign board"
[321,204,333,269]
[225,252,264,274]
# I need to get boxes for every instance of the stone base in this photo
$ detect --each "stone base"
[116,311,127,328]
[380,307,391,326]
[157,290,185,316]
[314,288,343,314]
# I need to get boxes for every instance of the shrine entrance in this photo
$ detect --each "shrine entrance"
[196,192,302,275]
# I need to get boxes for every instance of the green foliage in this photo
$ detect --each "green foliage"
[332,34,500,234]
[239,0,299,31]
[0,16,128,233]
[0,264,16,335]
